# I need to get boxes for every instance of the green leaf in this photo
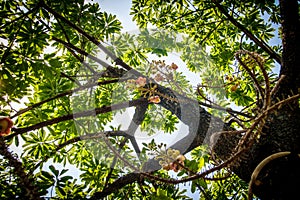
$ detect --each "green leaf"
[49,165,59,177]
[60,175,73,183]
[41,171,54,181]
[60,169,69,176]
[56,186,66,197]
[198,157,205,169]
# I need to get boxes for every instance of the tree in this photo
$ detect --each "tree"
[0,0,299,199]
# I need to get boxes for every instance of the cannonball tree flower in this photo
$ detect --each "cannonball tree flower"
[135,77,147,87]
[148,95,161,104]
[176,154,186,166]
[170,154,186,172]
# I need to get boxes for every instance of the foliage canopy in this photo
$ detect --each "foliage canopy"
[0,0,299,199]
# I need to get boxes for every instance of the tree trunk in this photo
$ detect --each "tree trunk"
[219,0,300,198]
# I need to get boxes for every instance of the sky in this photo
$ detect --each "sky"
[97,0,137,32]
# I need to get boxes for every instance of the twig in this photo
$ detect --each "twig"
[1,14,26,64]
[200,20,224,45]
[237,50,271,109]
[103,138,128,189]
[51,36,112,69]
[235,53,264,104]
[0,4,39,30]
[197,86,252,118]
[60,72,81,86]
[270,75,286,97]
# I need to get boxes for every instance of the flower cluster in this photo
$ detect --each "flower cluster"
[156,148,186,172]
[125,60,179,104]
[126,77,147,89]
[126,76,161,104]
[150,60,178,83]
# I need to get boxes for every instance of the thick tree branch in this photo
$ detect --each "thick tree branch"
[126,100,149,155]
[11,79,124,119]
[7,98,147,139]
[90,84,300,198]
[276,0,300,101]
[90,83,234,198]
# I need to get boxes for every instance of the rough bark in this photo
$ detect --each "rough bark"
[232,0,300,199]
[242,110,300,199]
[201,0,300,198]
[276,0,300,99]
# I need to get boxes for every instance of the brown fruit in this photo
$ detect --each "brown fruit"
[0,116,13,136]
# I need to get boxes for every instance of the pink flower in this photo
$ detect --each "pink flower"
[135,77,146,87]
[148,96,161,103]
